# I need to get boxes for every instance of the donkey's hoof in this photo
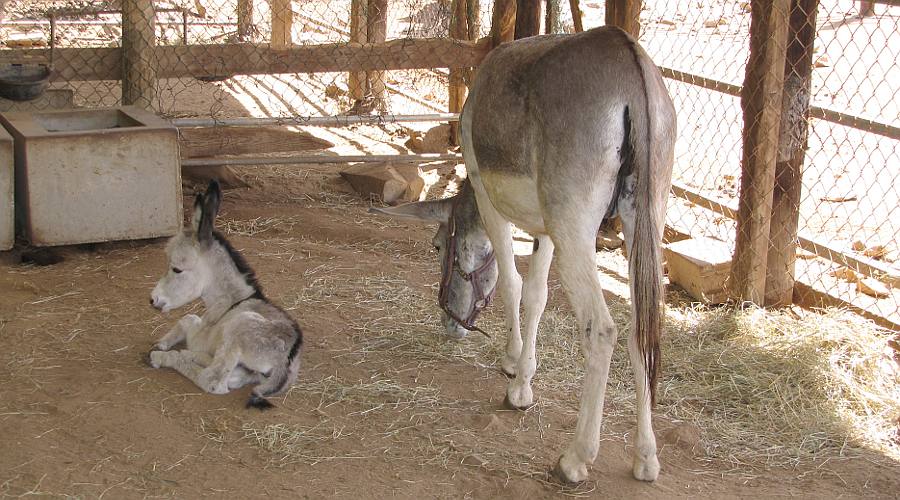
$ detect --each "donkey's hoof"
[500,367,516,379]
[632,454,660,482]
[502,394,534,411]
[551,457,587,485]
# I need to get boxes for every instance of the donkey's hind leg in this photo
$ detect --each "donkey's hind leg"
[550,230,619,483]
[618,205,660,481]
[505,234,554,409]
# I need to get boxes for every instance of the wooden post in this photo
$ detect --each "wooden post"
[121,0,158,110]
[730,0,791,304]
[467,0,482,40]
[764,0,819,307]
[605,0,641,38]
[490,0,517,46]
[449,0,470,145]
[546,0,563,33]
[348,0,368,101]
[569,0,583,32]
[366,0,389,112]
[270,0,292,48]
[515,0,542,38]
[236,0,254,41]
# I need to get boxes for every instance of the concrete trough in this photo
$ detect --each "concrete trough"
[0,125,11,250]
[0,106,182,246]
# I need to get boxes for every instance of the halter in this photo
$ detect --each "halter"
[437,196,497,337]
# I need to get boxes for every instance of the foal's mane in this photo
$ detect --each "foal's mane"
[212,230,265,300]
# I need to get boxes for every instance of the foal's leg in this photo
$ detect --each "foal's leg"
[155,314,201,350]
[469,182,523,376]
[505,235,554,409]
[551,232,619,483]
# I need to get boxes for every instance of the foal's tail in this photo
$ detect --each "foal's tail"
[621,36,668,405]
[246,326,304,410]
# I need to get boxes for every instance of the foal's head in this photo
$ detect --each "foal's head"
[150,180,223,313]
[371,182,498,338]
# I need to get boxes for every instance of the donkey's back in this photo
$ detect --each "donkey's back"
[463,27,675,235]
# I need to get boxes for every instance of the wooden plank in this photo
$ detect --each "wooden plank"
[0,39,492,82]
[765,0,819,307]
[181,153,462,166]
[270,0,293,48]
[178,126,335,158]
[730,0,790,304]
[121,0,158,110]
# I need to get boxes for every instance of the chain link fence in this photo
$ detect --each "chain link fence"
[0,0,897,326]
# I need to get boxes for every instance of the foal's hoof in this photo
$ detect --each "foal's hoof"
[142,350,155,367]
[502,394,534,411]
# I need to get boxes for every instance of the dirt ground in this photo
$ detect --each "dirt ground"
[1,160,899,499]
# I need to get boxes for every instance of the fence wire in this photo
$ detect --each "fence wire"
[0,0,897,325]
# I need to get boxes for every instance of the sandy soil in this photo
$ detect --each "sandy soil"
[1,160,899,499]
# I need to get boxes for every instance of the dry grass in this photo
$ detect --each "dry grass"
[254,243,900,472]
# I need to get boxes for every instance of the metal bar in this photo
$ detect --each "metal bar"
[172,113,460,128]
[658,65,900,141]
[670,180,900,286]
[182,154,463,166]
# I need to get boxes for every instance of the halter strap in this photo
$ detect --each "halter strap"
[437,196,496,337]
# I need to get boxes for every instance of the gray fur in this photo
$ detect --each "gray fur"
[149,181,302,409]
[375,27,675,483]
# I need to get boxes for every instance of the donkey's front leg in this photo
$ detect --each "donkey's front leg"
[155,314,202,351]
[505,235,554,409]
[469,183,523,376]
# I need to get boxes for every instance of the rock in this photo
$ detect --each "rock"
[340,163,425,204]
[461,454,488,467]
[596,230,623,250]
[830,267,858,283]
[325,83,347,100]
[863,244,889,260]
[662,422,702,452]
[481,414,505,432]
[857,278,890,298]
[406,124,451,154]
[814,55,831,68]
[182,165,248,189]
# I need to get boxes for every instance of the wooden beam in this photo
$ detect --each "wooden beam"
[0,39,492,82]
[605,0,641,38]
[765,0,819,307]
[121,0,158,110]
[178,126,334,158]
[730,0,791,304]
[270,0,293,48]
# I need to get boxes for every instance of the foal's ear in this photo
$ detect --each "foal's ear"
[192,180,222,244]
[368,198,453,223]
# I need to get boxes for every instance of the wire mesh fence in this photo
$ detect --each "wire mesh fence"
[0,0,897,325]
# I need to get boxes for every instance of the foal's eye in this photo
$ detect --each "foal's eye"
[172,267,183,274]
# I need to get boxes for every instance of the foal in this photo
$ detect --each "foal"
[149,180,303,409]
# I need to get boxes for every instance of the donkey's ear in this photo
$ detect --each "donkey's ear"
[368,198,453,223]
[196,180,222,244]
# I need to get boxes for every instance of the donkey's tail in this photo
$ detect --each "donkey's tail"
[246,327,304,410]
[621,36,667,406]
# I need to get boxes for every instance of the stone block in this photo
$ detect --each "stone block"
[0,106,182,246]
[664,237,732,304]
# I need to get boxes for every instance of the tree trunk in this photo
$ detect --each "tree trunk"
[730,0,791,304]
[545,0,563,33]
[605,0,641,38]
[236,0,254,41]
[348,0,368,101]
[121,0,158,110]
[764,0,819,307]
[366,0,389,112]
[490,0,517,46]
[515,0,542,38]
[569,0,583,32]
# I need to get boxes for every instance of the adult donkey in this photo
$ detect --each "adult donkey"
[373,26,675,483]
